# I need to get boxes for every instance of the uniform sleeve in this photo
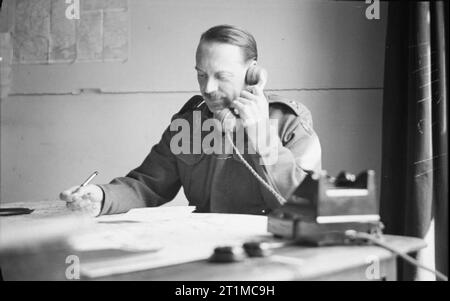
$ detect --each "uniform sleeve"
[251,110,322,209]
[98,125,181,215]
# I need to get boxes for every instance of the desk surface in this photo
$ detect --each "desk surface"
[0,201,426,281]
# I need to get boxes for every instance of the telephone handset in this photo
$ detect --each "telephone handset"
[214,65,268,132]
[213,65,285,205]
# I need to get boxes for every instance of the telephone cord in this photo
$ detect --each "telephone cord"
[226,131,287,205]
[345,230,448,281]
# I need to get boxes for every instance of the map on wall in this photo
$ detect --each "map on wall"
[13,0,128,64]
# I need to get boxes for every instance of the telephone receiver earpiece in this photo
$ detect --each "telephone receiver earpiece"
[215,65,268,132]
[245,65,268,89]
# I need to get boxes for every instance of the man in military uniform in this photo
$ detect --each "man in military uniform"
[60,25,321,216]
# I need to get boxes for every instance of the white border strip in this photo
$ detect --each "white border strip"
[317,214,380,224]
[326,189,369,197]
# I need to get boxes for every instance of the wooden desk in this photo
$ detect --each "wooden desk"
[0,201,426,281]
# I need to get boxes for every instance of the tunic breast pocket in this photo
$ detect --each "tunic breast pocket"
[176,153,208,203]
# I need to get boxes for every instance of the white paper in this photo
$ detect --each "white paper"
[67,207,270,278]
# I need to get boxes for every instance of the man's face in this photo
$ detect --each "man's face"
[195,42,250,113]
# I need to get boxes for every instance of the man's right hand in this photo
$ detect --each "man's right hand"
[59,184,104,217]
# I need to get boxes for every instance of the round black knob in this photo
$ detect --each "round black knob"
[209,246,245,263]
[243,241,272,257]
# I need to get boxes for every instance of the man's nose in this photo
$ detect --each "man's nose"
[204,78,218,94]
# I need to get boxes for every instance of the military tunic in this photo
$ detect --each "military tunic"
[98,93,321,215]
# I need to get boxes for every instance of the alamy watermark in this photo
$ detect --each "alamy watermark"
[365,0,380,20]
[365,255,381,280]
[65,254,80,280]
[65,0,80,20]
[169,112,280,165]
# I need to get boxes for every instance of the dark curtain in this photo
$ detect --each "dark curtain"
[381,1,448,280]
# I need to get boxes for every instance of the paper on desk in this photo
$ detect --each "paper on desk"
[67,226,163,252]
[68,206,195,252]
[95,206,196,223]
[68,207,270,278]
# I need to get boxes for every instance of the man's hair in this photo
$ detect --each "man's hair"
[199,25,258,62]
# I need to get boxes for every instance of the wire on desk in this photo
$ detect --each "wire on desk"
[345,230,448,281]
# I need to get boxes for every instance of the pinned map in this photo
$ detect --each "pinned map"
[13,0,128,64]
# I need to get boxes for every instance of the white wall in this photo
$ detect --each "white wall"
[1,0,387,204]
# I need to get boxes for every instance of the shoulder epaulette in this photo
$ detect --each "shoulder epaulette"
[267,94,314,135]
[267,94,303,116]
